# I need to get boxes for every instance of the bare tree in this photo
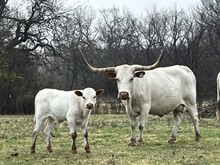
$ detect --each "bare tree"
[0,0,8,19]
[138,8,168,65]
[0,0,79,114]
[41,6,97,90]
[2,0,71,52]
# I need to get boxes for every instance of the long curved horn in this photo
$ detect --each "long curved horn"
[132,46,166,71]
[78,47,115,72]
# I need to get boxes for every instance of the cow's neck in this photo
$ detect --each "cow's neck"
[121,98,132,114]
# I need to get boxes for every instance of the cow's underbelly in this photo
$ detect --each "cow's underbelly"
[149,108,172,117]
[123,92,183,117]
[149,96,182,116]
[50,114,66,122]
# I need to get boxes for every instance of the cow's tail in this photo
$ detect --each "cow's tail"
[217,75,220,107]
[217,74,220,120]
[33,114,36,123]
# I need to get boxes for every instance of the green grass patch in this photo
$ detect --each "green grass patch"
[0,114,220,164]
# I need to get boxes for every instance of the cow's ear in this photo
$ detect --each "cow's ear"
[106,72,116,79]
[75,91,83,96]
[134,71,145,78]
[96,89,104,96]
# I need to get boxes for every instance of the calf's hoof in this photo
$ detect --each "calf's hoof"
[195,135,201,142]
[30,150,36,154]
[47,145,53,153]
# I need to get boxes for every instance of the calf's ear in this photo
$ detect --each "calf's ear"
[134,71,145,78]
[96,89,104,96]
[75,91,83,96]
[106,72,116,79]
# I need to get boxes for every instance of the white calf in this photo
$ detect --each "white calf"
[30,87,104,154]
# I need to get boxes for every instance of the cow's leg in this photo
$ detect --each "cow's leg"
[67,118,77,154]
[187,104,201,141]
[137,110,147,146]
[81,125,90,153]
[128,116,137,146]
[30,117,45,154]
[44,117,54,153]
[168,105,184,144]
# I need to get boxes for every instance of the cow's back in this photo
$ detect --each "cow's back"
[150,65,195,79]
[34,89,79,121]
[148,65,196,90]
[146,64,195,87]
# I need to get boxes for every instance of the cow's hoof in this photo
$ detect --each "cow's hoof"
[128,138,136,146]
[168,136,176,144]
[85,145,90,153]
[128,142,136,146]
[137,142,144,147]
[137,143,144,147]
[72,150,77,154]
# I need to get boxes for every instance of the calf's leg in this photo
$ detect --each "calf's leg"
[70,131,77,154]
[67,118,77,154]
[81,127,90,153]
[31,117,45,154]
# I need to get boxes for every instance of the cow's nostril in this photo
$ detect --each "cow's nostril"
[119,92,129,100]
[87,103,93,109]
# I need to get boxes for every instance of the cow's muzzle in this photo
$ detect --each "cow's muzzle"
[119,91,130,100]
[86,103,94,110]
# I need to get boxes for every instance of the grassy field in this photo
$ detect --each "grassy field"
[0,114,220,165]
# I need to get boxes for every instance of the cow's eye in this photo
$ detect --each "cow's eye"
[93,96,96,99]
[129,78,134,82]
[83,96,86,100]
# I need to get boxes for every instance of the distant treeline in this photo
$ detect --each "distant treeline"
[0,0,220,114]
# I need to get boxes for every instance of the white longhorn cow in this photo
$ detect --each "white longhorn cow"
[216,73,220,120]
[30,87,104,154]
[79,48,201,146]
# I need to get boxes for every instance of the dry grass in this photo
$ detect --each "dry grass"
[0,114,220,165]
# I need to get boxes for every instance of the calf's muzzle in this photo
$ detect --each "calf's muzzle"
[86,103,93,110]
